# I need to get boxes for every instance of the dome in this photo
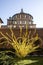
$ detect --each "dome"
[12,9,33,21]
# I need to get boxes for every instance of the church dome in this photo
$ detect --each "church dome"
[12,9,33,21]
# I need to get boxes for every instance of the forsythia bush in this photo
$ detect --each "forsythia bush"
[0,26,40,58]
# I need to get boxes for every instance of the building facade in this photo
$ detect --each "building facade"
[7,9,36,28]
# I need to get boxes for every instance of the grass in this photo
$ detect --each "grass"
[26,56,43,65]
[0,51,43,65]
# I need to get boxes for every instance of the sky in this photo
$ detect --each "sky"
[0,0,43,28]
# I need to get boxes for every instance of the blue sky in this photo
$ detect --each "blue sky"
[0,0,43,28]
